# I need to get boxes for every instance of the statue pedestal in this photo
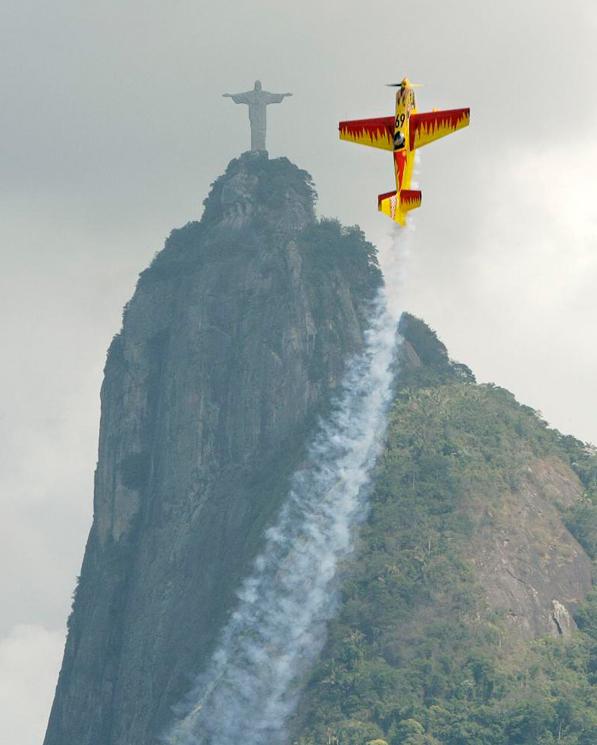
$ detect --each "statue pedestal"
[245,149,269,159]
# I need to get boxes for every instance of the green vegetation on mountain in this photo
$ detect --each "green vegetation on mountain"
[294,318,597,745]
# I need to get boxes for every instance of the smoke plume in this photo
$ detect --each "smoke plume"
[164,285,401,745]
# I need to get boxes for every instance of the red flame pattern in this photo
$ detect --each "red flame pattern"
[409,108,470,150]
[338,116,394,150]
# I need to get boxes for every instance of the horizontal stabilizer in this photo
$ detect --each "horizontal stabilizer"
[400,189,422,212]
[339,116,394,151]
[409,108,470,150]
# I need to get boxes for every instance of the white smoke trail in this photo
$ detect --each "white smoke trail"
[163,286,402,745]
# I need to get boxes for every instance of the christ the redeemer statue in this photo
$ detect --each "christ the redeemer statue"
[223,80,292,152]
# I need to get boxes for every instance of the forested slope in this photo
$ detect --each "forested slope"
[294,316,596,745]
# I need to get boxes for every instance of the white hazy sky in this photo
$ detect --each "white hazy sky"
[1,1,596,742]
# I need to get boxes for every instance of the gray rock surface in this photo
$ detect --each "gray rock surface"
[44,153,382,745]
[470,456,592,639]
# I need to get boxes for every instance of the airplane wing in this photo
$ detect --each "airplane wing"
[409,108,470,150]
[339,116,394,151]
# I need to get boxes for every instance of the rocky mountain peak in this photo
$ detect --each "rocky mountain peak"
[201,151,317,232]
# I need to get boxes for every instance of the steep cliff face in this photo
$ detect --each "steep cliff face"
[470,454,590,640]
[44,153,382,745]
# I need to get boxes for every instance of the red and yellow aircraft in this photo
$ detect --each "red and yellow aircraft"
[339,78,470,225]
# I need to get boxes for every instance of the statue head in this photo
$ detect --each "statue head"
[254,80,262,91]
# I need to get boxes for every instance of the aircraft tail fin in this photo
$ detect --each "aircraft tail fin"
[378,189,421,225]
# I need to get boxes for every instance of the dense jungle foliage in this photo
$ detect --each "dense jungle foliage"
[294,319,597,745]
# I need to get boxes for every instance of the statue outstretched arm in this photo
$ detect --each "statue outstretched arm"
[265,92,293,104]
[223,92,251,104]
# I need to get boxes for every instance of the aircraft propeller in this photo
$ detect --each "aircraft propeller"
[386,82,423,88]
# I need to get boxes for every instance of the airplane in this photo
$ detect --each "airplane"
[339,78,470,225]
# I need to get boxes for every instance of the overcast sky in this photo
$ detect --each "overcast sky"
[1,1,596,742]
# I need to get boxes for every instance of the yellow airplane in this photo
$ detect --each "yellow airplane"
[339,78,470,225]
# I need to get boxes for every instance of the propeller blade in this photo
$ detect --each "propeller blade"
[385,82,424,88]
